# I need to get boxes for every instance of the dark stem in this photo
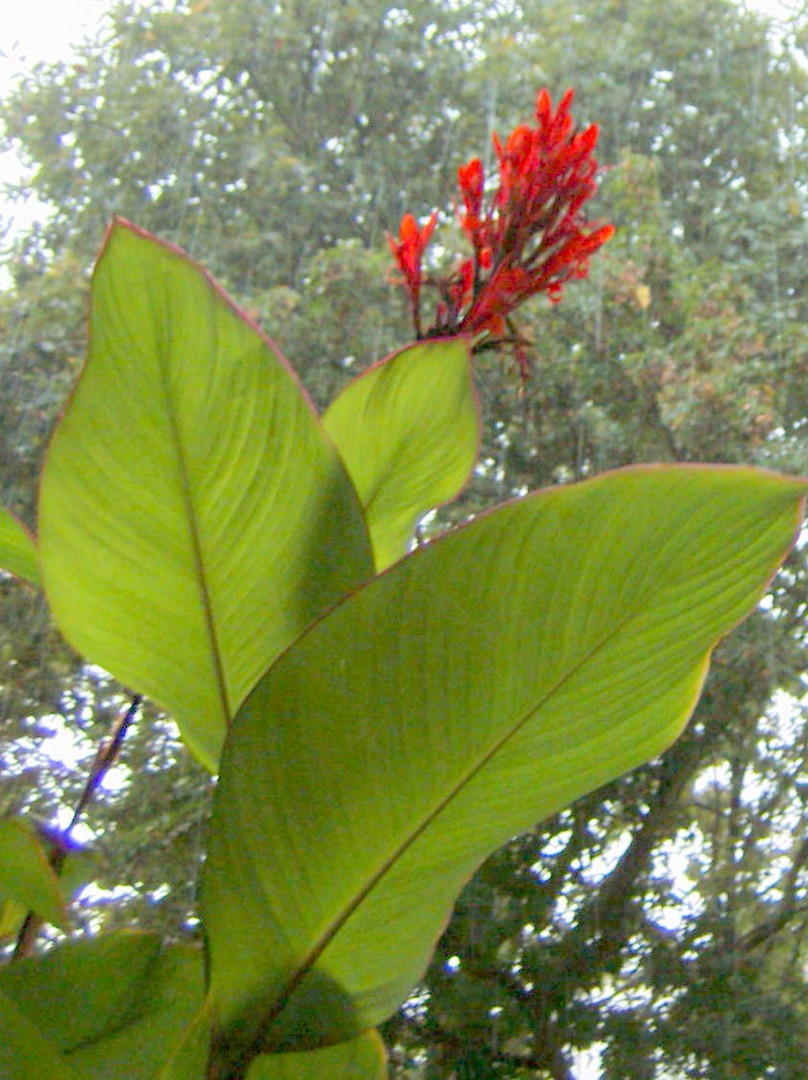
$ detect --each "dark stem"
[11,695,141,961]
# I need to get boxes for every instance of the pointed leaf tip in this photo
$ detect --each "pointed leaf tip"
[0,508,39,586]
[203,465,805,1061]
[39,223,373,770]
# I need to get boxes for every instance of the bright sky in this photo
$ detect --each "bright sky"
[4,0,110,69]
[0,1,120,262]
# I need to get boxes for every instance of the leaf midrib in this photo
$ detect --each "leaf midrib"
[221,476,797,1062]
[255,581,664,1035]
[159,340,231,731]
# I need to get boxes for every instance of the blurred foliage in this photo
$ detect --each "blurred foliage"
[0,0,807,1076]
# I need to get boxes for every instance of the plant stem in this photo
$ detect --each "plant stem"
[11,695,141,960]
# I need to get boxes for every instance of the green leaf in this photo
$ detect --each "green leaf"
[0,989,79,1080]
[38,219,373,770]
[323,339,478,570]
[0,845,96,943]
[0,932,160,1052]
[247,1030,387,1080]
[67,945,205,1080]
[0,932,205,1079]
[156,998,215,1080]
[0,844,95,944]
[0,899,27,942]
[202,465,805,1065]
[0,818,66,930]
[0,507,39,586]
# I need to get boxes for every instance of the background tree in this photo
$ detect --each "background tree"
[1,0,806,1075]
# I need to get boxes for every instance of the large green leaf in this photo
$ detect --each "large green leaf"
[247,1030,387,1080]
[0,932,204,1079]
[0,990,78,1080]
[156,999,214,1080]
[67,945,205,1080]
[323,339,478,570]
[202,465,805,1068]
[0,818,67,930]
[0,508,39,586]
[38,219,373,770]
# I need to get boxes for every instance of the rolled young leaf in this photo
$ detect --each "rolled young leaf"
[323,339,479,571]
[202,465,806,1070]
[0,508,39,587]
[38,220,373,771]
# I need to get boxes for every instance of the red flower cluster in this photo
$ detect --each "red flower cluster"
[388,88,614,372]
[387,211,437,339]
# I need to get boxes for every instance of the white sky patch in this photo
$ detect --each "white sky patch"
[0,1,117,274]
[3,1,110,70]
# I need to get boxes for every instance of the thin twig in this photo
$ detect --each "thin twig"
[11,695,141,960]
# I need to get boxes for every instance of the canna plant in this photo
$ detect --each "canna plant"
[0,89,805,1080]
